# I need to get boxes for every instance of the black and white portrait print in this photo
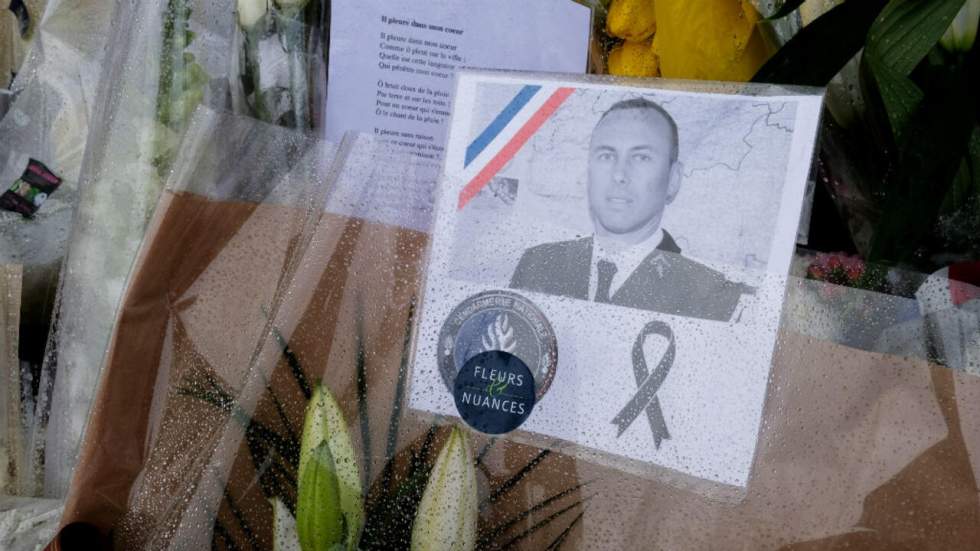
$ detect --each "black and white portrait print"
[410,72,823,489]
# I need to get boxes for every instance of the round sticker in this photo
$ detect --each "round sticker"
[438,290,557,401]
[453,351,535,434]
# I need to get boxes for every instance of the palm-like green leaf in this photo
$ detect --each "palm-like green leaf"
[866,0,967,75]
[497,497,592,550]
[753,0,888,86]
[354,316,372,487]
[477,482,588,548]
[213,520,242,551]
[268,318,312,401]
[867,58,977,265]
[543,510,585,551]
[482,450,551,509]
[184,304,591,550]
[864,0,967,138]
[222,486,259,551]
[382,299,417,488]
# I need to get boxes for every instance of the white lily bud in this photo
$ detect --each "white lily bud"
[299,384,364,550]
[297,442,344,551]
[411,427,478,551]
[238,0,268,29]
[940,0,979,53]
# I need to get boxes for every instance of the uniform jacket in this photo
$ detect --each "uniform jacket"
[509,231,749,322]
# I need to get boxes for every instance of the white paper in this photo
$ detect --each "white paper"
[324,0,590,231]
[408,71,825,490]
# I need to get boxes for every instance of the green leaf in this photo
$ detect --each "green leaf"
[381,299,418,492]
[942,129,980,213]
[766,0,807,20]
[497,497,590,550]
[213,520,242,551]
[865,54,925,139]
[866,0,967,76]
[544,510,586,551]
[752,0,888,86]
[222,487,259,550]
[478,483,588,548]
[267,318,313,401]
[863,0,968,140]
[362,426,440,550]
[482,450,551,509]
[354,321,372,488]
[868,59,976,266]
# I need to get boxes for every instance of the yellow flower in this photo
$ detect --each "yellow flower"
[652,0,771,82]
[606,0,658,42]
[410,427,478,551]
[298,384,363,551]
[608,38,660,77]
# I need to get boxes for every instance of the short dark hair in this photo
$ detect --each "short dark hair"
[597,97,679,162]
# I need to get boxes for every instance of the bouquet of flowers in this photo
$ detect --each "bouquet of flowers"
[754,0,979,273]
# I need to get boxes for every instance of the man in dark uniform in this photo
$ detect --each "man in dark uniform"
[510,98,749,322]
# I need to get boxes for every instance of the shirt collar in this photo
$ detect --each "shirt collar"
[590,229,666,300]
[594,228,665,267]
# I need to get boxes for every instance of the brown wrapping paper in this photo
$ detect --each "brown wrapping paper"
[54,192,980,550]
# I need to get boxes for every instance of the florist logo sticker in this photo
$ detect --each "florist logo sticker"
[454,350,535,435]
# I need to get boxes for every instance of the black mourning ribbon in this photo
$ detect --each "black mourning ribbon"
[611,320,674,449]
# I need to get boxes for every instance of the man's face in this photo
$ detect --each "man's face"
[587,108,680,243]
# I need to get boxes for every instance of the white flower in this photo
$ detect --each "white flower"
[940,0,979,53]
[270,497,301,551]
[411,427,478,551]
[238,0,268,29]
[297,442,344,551]
[298,384,363,550]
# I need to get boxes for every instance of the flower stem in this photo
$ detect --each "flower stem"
[277,8,310,129]
[242,29,271,122]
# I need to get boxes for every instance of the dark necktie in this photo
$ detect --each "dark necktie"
[595,259,618,303]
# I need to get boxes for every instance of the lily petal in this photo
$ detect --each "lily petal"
[411,427,478,551]
[300,384,364,550]
[270,497,302,551]
[297,442,344,551]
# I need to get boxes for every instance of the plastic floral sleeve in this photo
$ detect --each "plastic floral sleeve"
[52,123,980,550]
[36,0,234,497]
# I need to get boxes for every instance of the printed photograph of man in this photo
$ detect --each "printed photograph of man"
[509,98,751,322]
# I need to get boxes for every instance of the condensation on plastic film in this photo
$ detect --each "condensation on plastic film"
[35,0,240,498]
[48,19,980,551]
[1,264,23,495]
[55,138,980,551]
